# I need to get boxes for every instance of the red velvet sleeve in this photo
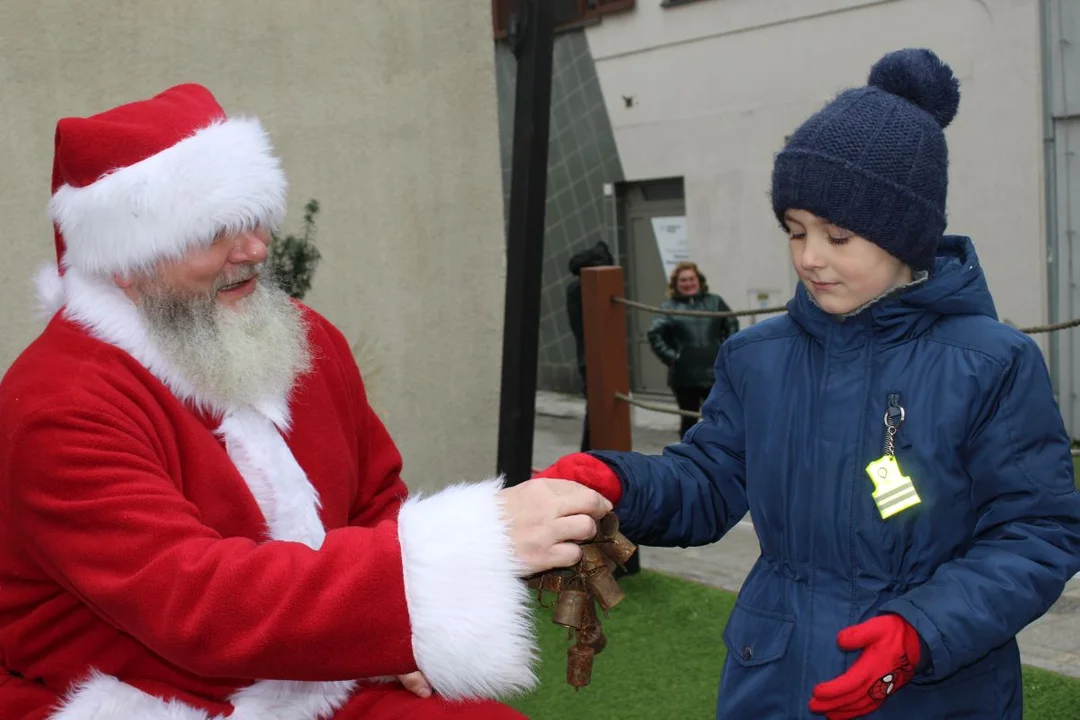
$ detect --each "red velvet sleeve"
[346,380,409,528]
[4,397,416,682]
[313,313,410,528]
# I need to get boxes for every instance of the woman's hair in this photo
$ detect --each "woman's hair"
[667,261,708,298]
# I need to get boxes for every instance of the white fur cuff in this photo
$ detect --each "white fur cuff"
[397,478,538,700]
[48,672,356,720]
[49,116,286,277]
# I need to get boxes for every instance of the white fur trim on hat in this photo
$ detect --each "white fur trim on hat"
[397,478,538,700]
[34,263,66,319]
[49,117,286,277]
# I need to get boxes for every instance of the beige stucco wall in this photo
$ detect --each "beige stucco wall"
[587,0,1047,346]
[0,1,506,493]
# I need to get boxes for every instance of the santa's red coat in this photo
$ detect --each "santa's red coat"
[0,269,533,720]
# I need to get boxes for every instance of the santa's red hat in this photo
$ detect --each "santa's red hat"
[47,83,286,277]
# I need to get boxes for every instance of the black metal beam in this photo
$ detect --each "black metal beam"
[497,0,556,486]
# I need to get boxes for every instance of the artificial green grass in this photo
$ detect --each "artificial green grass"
[508,571,731,719]
[1025,666,1080,718]
[508,570,1080,720]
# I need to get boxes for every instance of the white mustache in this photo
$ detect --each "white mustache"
[215,269,260,292]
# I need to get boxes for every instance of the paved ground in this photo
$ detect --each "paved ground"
[532,391,1080,679]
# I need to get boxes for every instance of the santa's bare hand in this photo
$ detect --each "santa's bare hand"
[397,671,433,698]
[499,478,613,575]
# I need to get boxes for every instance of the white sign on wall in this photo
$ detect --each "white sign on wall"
[651,216,690,280]
[744,289,785,326]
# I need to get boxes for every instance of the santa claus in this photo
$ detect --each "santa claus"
[0,84,611,719]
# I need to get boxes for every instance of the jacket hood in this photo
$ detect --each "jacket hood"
[787,235,996,345]
[569,241,614,276]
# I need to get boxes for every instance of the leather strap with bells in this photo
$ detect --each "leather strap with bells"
[526,513,638,689]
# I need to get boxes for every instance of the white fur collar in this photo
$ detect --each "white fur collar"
[34,264,355,719]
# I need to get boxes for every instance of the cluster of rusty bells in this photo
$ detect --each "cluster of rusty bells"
[526,513,638,689]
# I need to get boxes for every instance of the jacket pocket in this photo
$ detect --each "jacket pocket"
[901,665,1000,718]
[722,601,795,668]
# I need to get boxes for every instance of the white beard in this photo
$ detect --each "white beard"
[135,272,311,412]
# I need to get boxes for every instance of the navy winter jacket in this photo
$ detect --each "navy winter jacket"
[595,236,1080,719]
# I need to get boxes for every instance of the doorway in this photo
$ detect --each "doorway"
[619,178,686,396]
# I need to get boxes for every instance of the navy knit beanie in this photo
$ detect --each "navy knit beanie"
[771,48,961,271]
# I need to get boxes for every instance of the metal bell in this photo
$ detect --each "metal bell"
[577,598,607,654]
[551,588,589,629]
[580,545,625,610]
[592,512,620,542]
[602,530,638,567]
[567,643,595,689]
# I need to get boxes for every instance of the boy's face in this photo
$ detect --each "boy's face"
[784,209,912,315]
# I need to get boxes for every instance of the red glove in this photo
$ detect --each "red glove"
[808,614,921,720]
[532,453,623,505]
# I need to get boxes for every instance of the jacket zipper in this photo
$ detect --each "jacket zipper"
[883,392,904,456]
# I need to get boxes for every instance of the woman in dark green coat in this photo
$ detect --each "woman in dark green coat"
[647,261,738,437]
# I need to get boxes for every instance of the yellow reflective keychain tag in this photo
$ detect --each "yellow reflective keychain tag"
[865,455,921,519]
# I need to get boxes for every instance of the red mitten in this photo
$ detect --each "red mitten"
[808,614,921,720]
[532,453,623,505]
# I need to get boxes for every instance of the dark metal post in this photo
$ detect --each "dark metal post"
[496,0,556,486]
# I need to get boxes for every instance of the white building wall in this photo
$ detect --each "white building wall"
[0,1,506,493]
[587,0,1047,342]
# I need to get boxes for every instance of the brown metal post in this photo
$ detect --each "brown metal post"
[581,267,632,452]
